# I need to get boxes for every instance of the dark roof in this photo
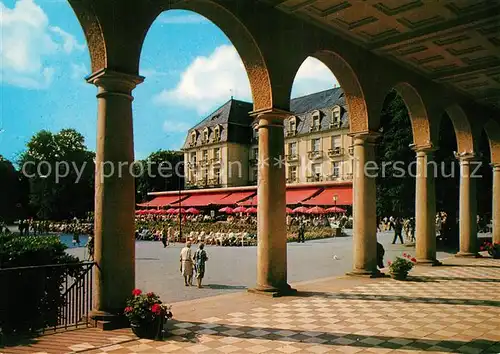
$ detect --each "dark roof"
[183,88,348,149]
[183,99,253,149]
[290,87,345,114]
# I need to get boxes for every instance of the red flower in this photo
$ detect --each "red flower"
[124,306,133,313]
[388,261,392,266]
[480,246,484,251]
[147,292,155,297]
[403,253,407,257]
[151,304,161,315]
[132,289,142,296]
[411,258,417,263]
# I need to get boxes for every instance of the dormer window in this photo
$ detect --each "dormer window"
[287,116,297,136]
[190,131,197,145]
[331,106,342,127]
[203,128,209,143]
[311,111,321,131]
[214,125,221,141]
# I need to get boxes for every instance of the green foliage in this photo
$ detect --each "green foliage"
[388,253,416,276]
[0,155,24,221]
[376,91,415,216]
[124,290,172,325]
[135,150,184,202]
[0,235,81,334]
[18,129,95,220]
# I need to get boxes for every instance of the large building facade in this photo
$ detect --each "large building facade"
[182,88,353,189]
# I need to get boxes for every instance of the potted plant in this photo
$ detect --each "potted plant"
[124,289,173,339]
[388,253,417,280]
[481,242,500,259]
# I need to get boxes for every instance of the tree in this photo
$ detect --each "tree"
[0,155,21,221]
[135,150,184,202]
[18,129,95,220]
[376,90,415,217]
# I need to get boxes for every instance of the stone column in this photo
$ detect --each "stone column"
[413,145,439,265]
[456,153,479,257]
[86,69,143,325]
[250,109,294,296]
[492,164,500,244]
[348,132,380,277]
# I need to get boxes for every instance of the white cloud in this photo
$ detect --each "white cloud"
[291,57,339,98]
[153,45,251,114]
[71,63,88,80]
[0,0,85,89]
[153,47,340,114]
[162,120,191,134]
[158,13,208,25]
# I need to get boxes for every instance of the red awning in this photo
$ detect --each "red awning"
[286,187,321,205]
[181,192,231,207]
[238,187,320,206]
[137,195,187,207]
[218,191,256,205]
[302,186,353,206]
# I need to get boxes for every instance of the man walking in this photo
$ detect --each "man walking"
[298,221,306,243]
[392,217,404,244]
[180,241,194,286]
[194,243,208,288]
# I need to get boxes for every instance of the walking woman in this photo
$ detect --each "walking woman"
[180,241,194,286]
[194,243,208,288]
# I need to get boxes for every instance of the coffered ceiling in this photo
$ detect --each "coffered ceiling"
[263,0,500,109]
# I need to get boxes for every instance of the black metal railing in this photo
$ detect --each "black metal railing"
[0,262,94,334]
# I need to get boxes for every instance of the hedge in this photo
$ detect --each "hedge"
[0,234,81,336]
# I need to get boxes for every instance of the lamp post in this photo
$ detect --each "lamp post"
[333,194,339,237]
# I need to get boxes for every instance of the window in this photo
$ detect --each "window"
[203,168,209,181]
[332,106,341,124]
[203,129,209,143]
[312,138,321,152]
[289,117,296,135]
[289,142,297,156]
[214,148,220,160]
[331,136,340,149]
[332,162,340,177]
[312,163,322,179]
[311,111,321,130]
[190,131,197,144]
[190,152,197,165]
[202,150,208,161]
[213,168,220,183]
[214,126,220,141]
[288,166,297,182]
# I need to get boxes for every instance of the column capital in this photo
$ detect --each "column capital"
[348,130,381,144]
[250,107,291,119]
[86,69,144,94]
[411,143,437,154]
[454,151,477,162]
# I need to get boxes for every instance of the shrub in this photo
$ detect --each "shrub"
[0,234,81,335]
[388,252,416,277]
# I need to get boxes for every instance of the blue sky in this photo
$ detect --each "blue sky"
[0,0,339,162]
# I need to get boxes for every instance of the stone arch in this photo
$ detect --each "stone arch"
[484,120,500,164]
[147,2,273,111]
[391,82,434,148]
[67,1,106,73]
[289,50,368,133]
[444,104,478,155]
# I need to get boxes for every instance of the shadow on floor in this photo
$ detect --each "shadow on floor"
[163,320,498,352]
[0,334,39,348]
[409,275,500,283]
[438,263,500,269]
[203,284,247,290]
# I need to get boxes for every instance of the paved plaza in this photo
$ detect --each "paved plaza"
[68,231,455,303]
[2,255,499,354]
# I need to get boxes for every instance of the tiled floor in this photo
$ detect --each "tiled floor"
[2,257,500,354]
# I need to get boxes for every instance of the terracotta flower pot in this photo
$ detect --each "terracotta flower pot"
[390,271,408,280]
[131,317,164,339]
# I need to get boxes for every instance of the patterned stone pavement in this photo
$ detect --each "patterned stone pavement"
[2,257,500,354]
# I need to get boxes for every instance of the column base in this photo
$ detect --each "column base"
[248,284,297,297]
[455,252,481,258]
[90,310,129,330]
[416,259,442,266]
[346,269,386,278]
